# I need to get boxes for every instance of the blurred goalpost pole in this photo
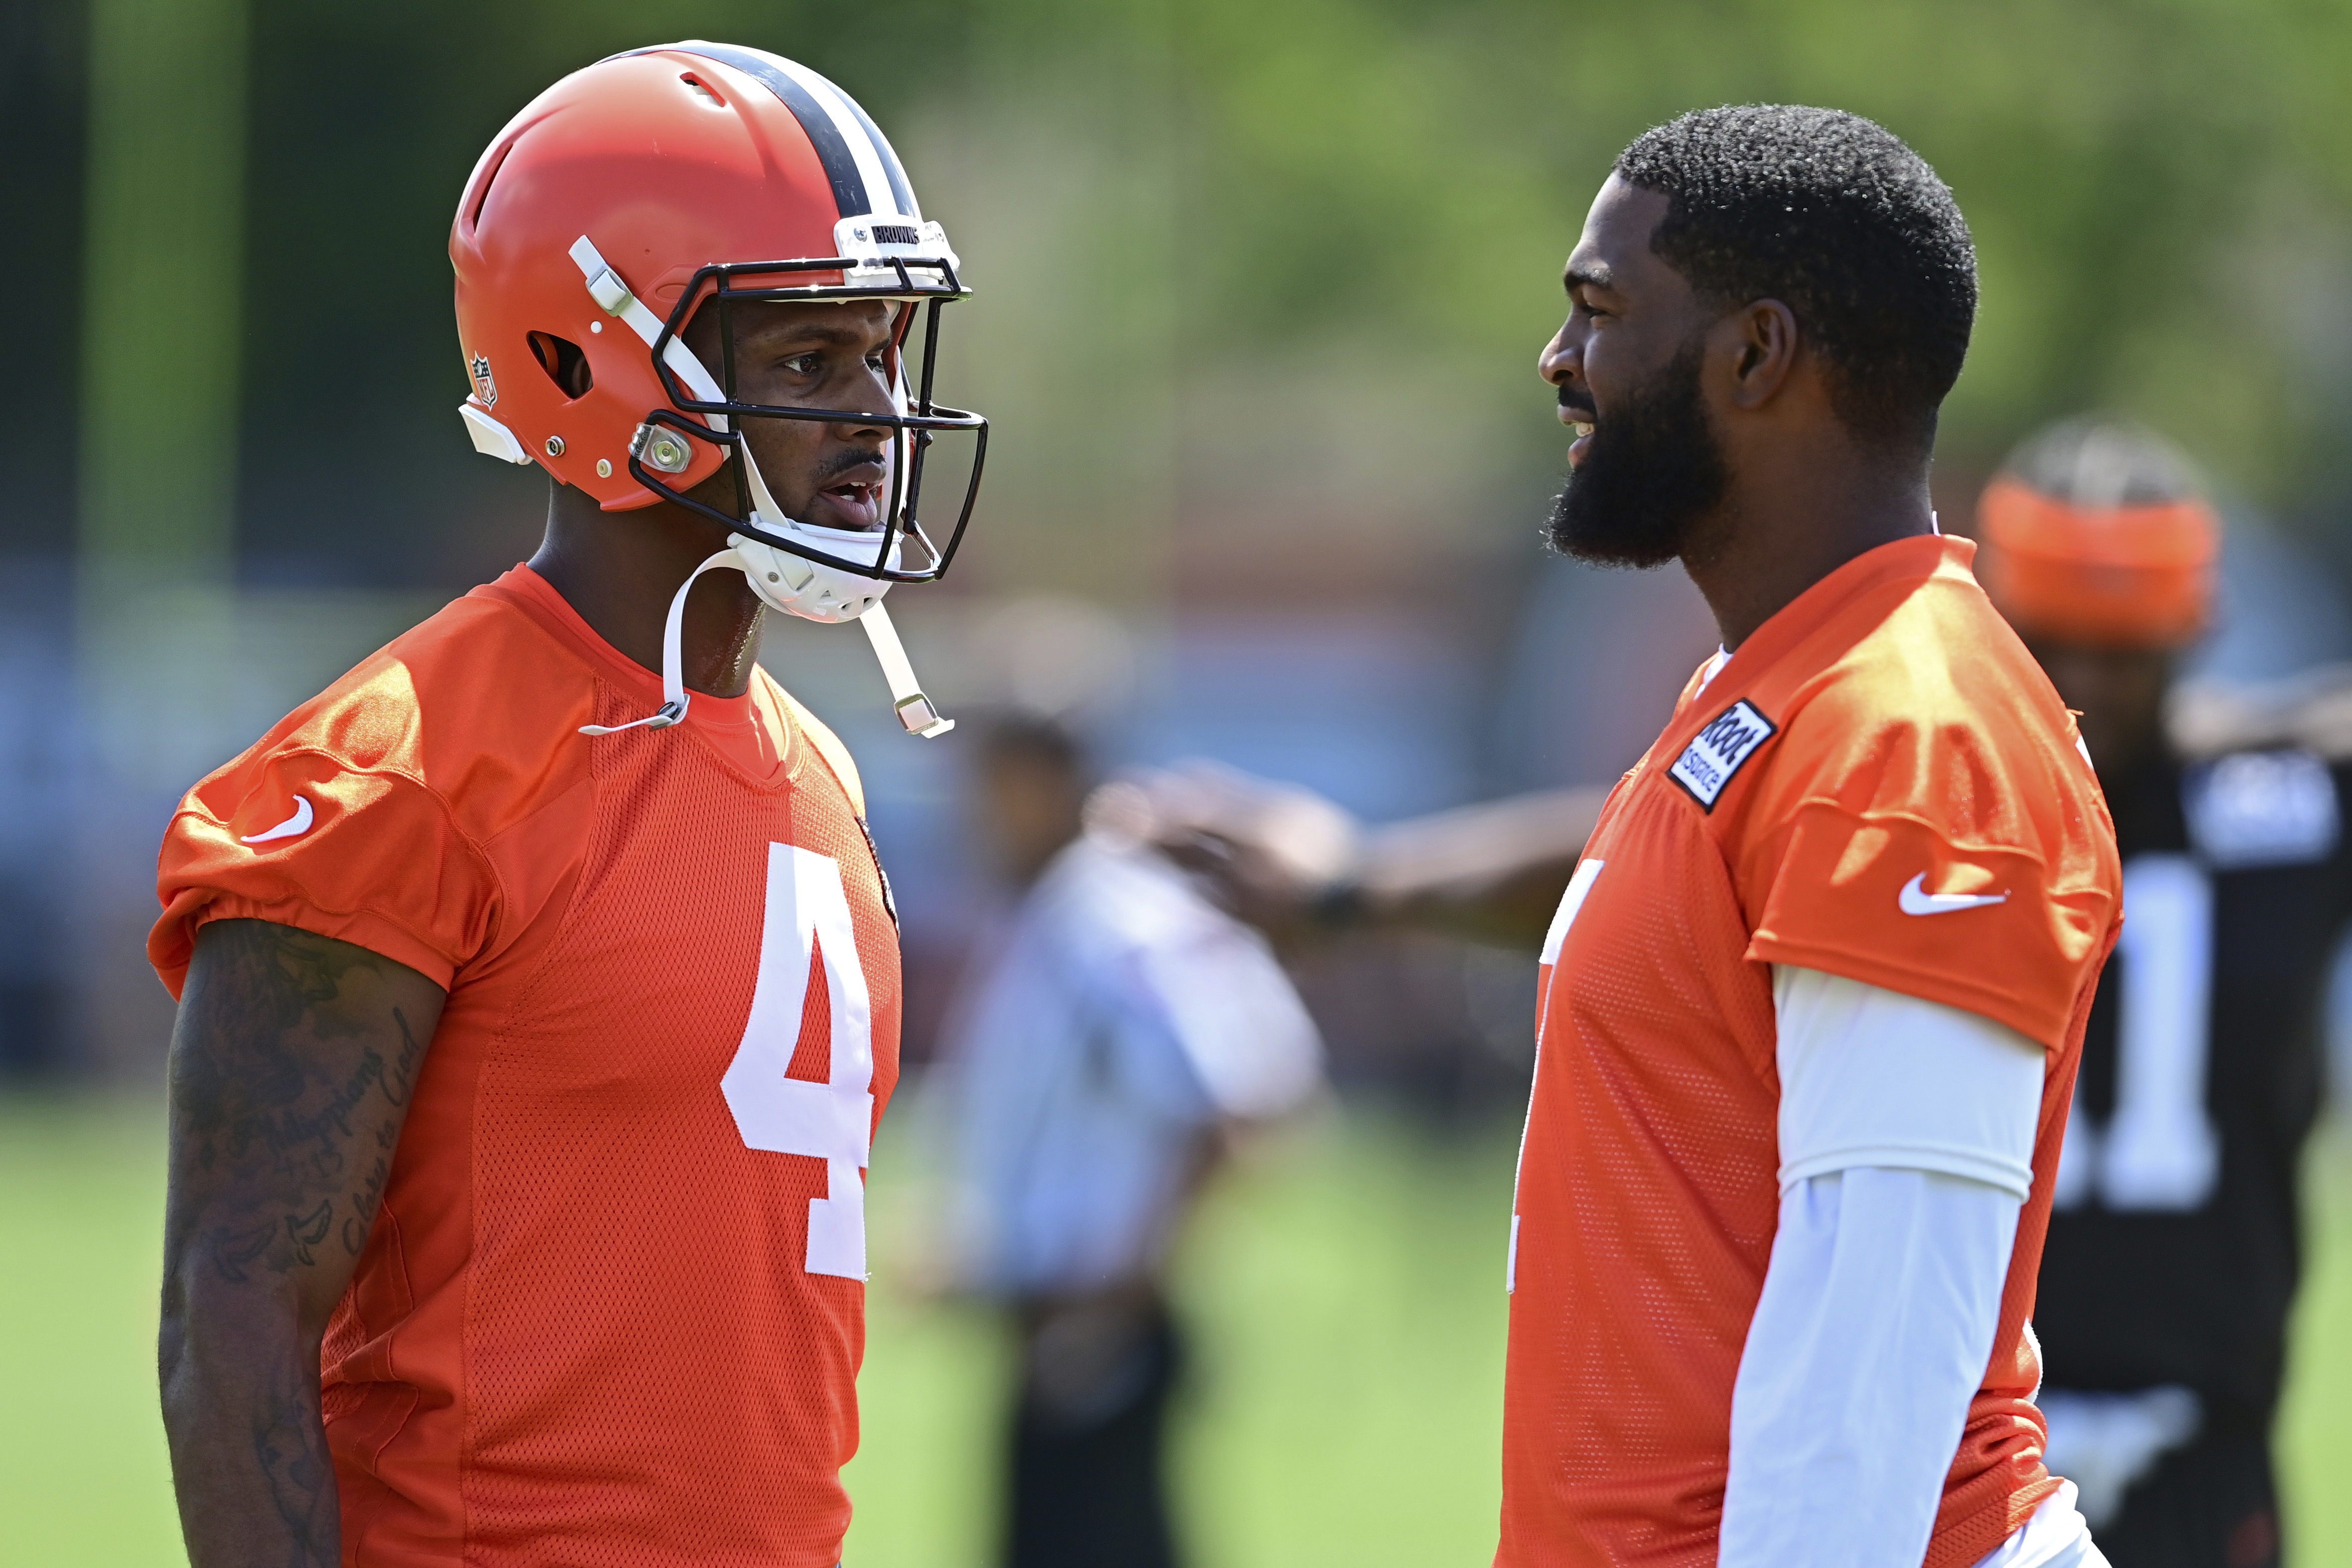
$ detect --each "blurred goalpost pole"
[78,0,247,602]
[75,0,247,795]
[72,0,249,1072]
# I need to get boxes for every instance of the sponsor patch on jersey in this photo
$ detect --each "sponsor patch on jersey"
[1668,699,1777,811]
[2185,749,2339,869]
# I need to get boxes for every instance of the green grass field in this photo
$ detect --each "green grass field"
[5,1094,2348,1565]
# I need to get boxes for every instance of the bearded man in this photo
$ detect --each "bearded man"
[1139,106,2125,1567]
[1487,102,2123,1568]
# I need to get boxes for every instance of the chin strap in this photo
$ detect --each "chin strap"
[579,550,957,740]
[579,548,743,736]
[861,601,954,736]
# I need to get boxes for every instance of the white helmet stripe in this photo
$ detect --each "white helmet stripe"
[636,42,916,222]
[835,93,921,222]
[796,60,921,222]
[764,54,908,219]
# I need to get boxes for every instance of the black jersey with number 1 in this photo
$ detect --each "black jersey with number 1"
[2033,742,2352,1565]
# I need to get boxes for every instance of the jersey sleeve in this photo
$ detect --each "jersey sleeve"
[1735,702,2116,1051]
[150,745,499,999]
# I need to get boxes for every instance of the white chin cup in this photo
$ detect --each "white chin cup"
[728,528,895,624]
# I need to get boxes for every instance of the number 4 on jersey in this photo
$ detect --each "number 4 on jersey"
[722,843,876,1279]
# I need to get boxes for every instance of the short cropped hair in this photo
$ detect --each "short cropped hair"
[1615,105,1977,451]
[2002,416,2200,508]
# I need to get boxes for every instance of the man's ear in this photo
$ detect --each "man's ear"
[1719,298,1800,412]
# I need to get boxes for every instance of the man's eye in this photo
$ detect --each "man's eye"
[782,353,821,375]
[866,353,888,372]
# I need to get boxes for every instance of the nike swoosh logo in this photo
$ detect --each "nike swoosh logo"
[1898,872,2007,916]
[240,794,314,844]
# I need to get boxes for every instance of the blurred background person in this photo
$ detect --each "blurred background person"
[1979,419,2352,1568]
[937,713,1324,1568]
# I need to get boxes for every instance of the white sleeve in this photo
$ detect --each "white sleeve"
[1717,970,2044,1568]
[1773,966,2045,1199]
[1720,1168,2024,1566]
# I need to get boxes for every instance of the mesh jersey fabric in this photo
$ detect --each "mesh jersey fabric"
[1499,535,2122,1568]
[150,564,902,1567]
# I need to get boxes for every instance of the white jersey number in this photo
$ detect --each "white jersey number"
[2053,853,2220,1212]
[1509,858,1607,1293]
[721,844,876,1279]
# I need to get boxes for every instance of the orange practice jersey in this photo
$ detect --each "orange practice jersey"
[1499,536,2122,1568]
[151,565,903,1567]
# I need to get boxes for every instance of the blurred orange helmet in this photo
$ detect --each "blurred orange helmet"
[1975,417,2218,649]
[449,41,985,595]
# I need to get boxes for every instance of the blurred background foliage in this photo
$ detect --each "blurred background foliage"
[9,0,2352,593]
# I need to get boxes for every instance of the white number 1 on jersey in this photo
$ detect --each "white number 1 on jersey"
[2054,853,2221,1212]
[722,843,876,1279]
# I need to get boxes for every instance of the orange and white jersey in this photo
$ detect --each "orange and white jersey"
[150,564,901,1568]
[1500,536,2122,1568]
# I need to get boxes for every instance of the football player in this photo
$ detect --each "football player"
[1980,418,2344,1568]
[1146,107,2126,1566]
[1508,104,2122,1568]
[149,44,983,1567]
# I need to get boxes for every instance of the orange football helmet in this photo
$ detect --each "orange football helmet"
[449,42,986,733]
[1977,418,2217,650]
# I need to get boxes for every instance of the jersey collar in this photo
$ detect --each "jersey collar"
[1705,534,1972,702]
[1655,533,1976,763]
[487,563,763,729]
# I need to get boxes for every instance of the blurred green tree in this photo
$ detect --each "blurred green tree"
[17,0,2349,585]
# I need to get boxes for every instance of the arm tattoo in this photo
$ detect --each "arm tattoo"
[246,1344,339,1563]
[160,920,446,1568]
[168,924,438,1284]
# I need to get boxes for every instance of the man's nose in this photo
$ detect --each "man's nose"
[1538,326,1578,386]
[841,365,895,429]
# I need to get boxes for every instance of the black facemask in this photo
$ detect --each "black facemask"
[1546,336,1728,569]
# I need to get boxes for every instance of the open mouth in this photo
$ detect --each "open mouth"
[817,480,884,529]
[1565,418,1597,469]
[804,460,890,532]
[1556,393,1599,469]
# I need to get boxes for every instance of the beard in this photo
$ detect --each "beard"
[1546,338,1729,569]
